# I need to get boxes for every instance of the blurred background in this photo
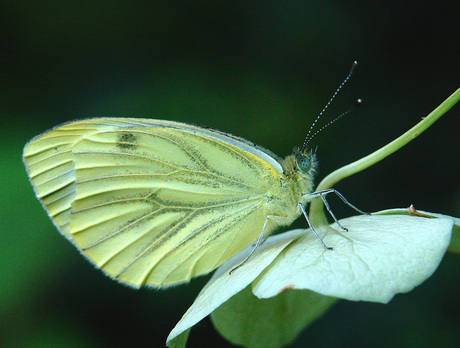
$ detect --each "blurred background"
[1,1,458,347]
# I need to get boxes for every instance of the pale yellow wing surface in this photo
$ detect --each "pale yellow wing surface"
[23,118,283,288]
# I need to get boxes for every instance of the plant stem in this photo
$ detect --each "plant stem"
[309,87,460,226]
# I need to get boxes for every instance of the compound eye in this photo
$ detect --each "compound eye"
[296,155,311,171]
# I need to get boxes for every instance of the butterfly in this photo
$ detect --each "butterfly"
[23,63,362,288]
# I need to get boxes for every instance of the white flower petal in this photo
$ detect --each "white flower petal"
[167,229,304,344]
[252,215,453,303]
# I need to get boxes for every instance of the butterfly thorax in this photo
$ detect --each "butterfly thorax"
[265,150,318,226]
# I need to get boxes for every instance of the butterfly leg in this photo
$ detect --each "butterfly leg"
[320,188,369,215]
[299,203,333,250]
[229,215,273,275]
[307,188,369,232]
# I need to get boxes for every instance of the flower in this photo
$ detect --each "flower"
[167,211,455,347]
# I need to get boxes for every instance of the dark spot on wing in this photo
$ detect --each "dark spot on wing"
[117,132,139,151]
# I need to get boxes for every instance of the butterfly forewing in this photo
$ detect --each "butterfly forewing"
[24,118,283,287]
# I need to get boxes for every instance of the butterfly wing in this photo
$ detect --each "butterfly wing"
[23,118,283,287]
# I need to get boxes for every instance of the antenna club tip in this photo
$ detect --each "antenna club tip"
[353,99,363,108]
[349,61,358,74]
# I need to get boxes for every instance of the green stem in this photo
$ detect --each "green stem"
[309,87,460,226]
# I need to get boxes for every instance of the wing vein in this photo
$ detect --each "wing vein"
[153,202,262,285]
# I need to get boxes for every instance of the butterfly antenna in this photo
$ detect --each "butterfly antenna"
[306,99,362,145]
[300,61,358,153]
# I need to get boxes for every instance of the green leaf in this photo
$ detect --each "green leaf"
[167,329,190,348]
[211,286,337,348]
[448,223,460,254]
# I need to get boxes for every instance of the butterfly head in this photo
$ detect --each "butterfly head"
[294,147,318,176]
[281,147,318,180]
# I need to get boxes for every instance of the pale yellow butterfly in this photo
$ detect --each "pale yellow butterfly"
[23,118,319,287]
[23,63,362,288]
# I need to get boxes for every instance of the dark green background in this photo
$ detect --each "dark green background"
[1,1,458,347]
